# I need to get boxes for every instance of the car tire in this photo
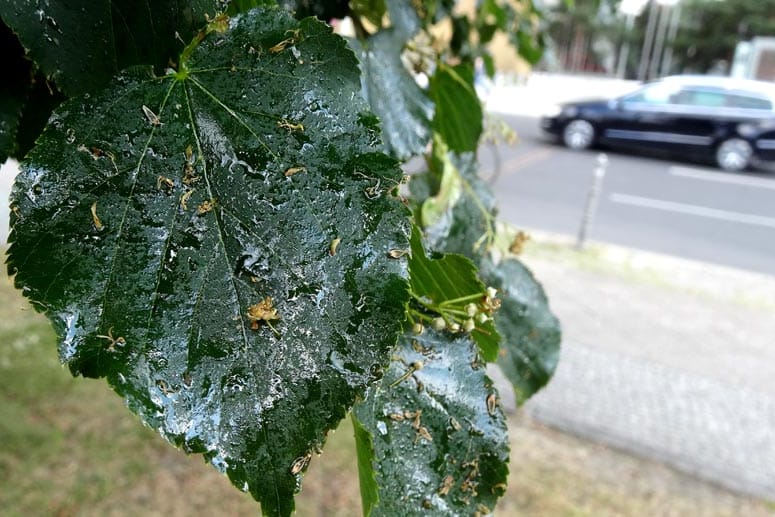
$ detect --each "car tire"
[562,119,595,150]
[715,138,753,172]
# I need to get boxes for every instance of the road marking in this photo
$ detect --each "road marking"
[610,193,775,229]
[501,147,554,176]
[670,166,775,191]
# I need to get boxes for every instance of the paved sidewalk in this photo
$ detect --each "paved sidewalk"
[517,236,775,500]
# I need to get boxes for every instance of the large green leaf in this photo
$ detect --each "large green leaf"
[480,257,561,405]
[353,329,509,516]
[353,29,434,160]
[7,10,410,516]
[429,63,482,154]
[0,19,32,161]
[408,227,499,363]
[0,0,225,96]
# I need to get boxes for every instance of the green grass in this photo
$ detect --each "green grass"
[1,269,771,516]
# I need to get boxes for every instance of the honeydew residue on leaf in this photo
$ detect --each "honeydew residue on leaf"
[7,8,410,516]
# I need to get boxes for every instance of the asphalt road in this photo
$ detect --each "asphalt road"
[487,114,775,276]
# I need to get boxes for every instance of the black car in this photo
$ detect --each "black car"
[540,75,775,171]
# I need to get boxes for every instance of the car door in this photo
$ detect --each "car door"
[598,82,686,153]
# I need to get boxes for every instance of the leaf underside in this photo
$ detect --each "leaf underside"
[353,329,509,516]
[409,227,500,362]
[7,9,410,516]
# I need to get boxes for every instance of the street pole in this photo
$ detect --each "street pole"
[576,153,609,251]
[637,0,659,81]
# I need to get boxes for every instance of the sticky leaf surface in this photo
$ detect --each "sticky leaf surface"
[353,29,434,160]
[353,329,509,516]
[8,10,409,516]
[480,257,561,404]
[0,0,225,96]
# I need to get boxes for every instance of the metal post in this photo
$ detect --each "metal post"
[637,0,659,82]
[576,153,608,250]
[649,3,671,79]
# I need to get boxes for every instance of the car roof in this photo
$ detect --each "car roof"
[654,75,775,100]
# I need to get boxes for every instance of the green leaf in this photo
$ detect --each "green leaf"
[479,257,561,405]
[0,19,32,161]
[353,329,509,516]
[8,9,410,516]
[408,226,499,362]
[351,0,387,27]
[353,29,434,160]
[352,413,380,516]
[429,64,482,154]
[415,137,496,259]
[0,0,225,96]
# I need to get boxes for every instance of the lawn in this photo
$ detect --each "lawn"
[1,266,770,516]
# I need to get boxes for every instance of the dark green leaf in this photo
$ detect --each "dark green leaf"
[352,413,380,516]
[409,226,499,362]
[429,64,482,154]
[351,0,387,27]
[415,136,496,260]
[13,73,66,161]
[353,29,434,160]
[228,0,276,15]
[0,0,225,96]
[515,28,544,65]
[0,19,32,161]
[8,9,409,516]
[353,329,509,516]
[480,257,561,405]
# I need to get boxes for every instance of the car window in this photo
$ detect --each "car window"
[727,94,772,110]
[623,83,679,105]
[665,87,773,111]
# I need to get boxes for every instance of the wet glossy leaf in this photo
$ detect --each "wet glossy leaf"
[429,63,482,154]
[0,19,32,161]
[409,227,499,362]
[480,257,561,404]
[353,29,434,160]
[0,0,225,96]
[415,137,496,260]
[353,329,509,516]
[8,9,410,516]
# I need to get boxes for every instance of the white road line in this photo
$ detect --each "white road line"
[610,193,775,229]
[670,166,775,191]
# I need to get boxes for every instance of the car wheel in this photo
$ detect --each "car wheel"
[562,119,595,150]
[715,138,753,172]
